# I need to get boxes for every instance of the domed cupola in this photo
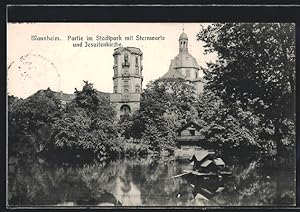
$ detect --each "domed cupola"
[161,30,205,95]
[179,32,188,53]
[162,31,200,82]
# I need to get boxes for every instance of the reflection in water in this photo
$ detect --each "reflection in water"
[176,176,226,206]
[115,176,141,205]
[8,156,295,206]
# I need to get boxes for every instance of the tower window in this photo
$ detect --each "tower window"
[136,67,139,75]
[114,67,117,76]
[114,56,118,65]
[136,56,139,66]
[124,53,129,65]
[114,86,118,93]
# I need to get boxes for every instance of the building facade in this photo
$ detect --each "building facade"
[109,47,143,119]
[175,120,206,159]
[161,31,205,95]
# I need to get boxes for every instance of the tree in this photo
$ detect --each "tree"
[131,78,199,151]
[196,91,261,154]
[50,81,119,159]
[68,80,116,121]
[8,88,62,154]
[8,95,23,135]
[118,113,133,139]
[10,88,62,133]
[197,23,295,157]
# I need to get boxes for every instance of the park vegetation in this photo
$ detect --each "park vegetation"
[8,23,295,167]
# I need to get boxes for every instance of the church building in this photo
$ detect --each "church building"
[161,31,205,95]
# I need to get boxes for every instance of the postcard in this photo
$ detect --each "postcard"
[7,22,296,207]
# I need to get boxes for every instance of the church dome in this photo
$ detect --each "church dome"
[179,32,188,40]
[161,52,200,79]
[171,52,200,69]
[161,31,200,80]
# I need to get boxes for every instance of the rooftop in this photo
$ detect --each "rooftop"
[113,47,143,56]
[189,150,210,162]
[214,158,225,166]
[179,32,188,40]
[176,120,202,133]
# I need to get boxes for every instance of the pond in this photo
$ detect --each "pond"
[8,155,295,207]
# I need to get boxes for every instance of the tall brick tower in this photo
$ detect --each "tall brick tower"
[110,47,143,119]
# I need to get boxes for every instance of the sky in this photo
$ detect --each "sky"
[7,23,217,98]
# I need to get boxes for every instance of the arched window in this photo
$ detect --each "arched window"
[120,104,131,115]
[183,41,187,48]
[136,56,139,66]
[124,53,129,63]
[124,88,129,93]
[122,53,130,67]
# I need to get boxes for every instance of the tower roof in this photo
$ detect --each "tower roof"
[113,47,143,56]
[179,32,188,40]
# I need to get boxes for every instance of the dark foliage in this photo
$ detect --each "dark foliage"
[197,23,295,157]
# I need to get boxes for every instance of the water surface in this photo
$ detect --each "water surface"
[8,156,295,206]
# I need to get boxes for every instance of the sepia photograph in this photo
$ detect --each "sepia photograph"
[7,22,296,207]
